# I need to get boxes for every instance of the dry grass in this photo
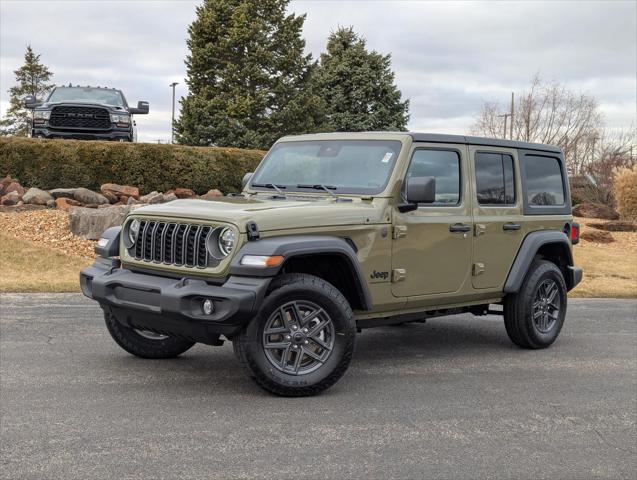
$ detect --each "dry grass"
[613,165,637,221]
[571,217,637,298]
[0,232,91,292]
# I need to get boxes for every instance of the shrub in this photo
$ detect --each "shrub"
[0,137,264,195]
[613,165,637,221]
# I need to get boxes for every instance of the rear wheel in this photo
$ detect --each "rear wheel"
[234,273,356,397]
[104,310,195,359]
[504,260,567,349]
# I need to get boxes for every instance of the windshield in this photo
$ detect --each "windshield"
[250,140,402,195]
[47,87,125,107]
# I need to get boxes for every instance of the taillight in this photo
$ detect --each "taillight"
[570,222,580,245]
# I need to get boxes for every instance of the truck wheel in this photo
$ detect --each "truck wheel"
[504,260,567,349]
[104,310,195,359]
[234,273,356,397]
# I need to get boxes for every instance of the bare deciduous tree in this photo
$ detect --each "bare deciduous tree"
[471,74,606,174]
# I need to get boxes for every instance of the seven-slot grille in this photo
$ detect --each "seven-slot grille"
[132,220,213,268]
[49,105,112,130]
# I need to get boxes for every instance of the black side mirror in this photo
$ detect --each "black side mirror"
[24,95,41,109]
[398,176,436,213]
[129,101,149,114]
[242,172,253,189]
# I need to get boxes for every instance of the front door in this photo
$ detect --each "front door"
[391,144,473,297]
[470,147,525,289]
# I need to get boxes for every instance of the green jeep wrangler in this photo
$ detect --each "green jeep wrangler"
[81,132,582,396]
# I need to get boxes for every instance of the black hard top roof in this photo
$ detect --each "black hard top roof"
[408,132,561,153]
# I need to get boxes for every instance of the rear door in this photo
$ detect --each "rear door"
[391,143,473,297]
[469,146,524,289]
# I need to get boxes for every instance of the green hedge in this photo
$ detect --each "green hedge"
[0,137,265,195]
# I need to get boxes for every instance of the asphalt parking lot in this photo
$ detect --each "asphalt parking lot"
[1,294,635,479]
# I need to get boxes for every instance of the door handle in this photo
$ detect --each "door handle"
[449,223,471,233]
[503,223,521,231]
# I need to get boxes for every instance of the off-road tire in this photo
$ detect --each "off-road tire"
[234,273,356,397]
[504,260,567,349]
[104,310,195,359]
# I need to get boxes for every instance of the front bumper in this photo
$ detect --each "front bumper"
[80,257,270,344]
[32,126,132,141]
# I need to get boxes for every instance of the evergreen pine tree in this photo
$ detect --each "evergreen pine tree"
[315,27,409,132]
[175,0,325,149]
[0,45,54,136]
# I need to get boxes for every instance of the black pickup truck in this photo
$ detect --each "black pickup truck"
[25,85,149,142]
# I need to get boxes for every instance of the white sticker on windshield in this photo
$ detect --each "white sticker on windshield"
[381,152,393,163]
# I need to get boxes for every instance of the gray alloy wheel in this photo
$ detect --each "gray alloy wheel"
[532,279,561,333]
[262,300,336,375]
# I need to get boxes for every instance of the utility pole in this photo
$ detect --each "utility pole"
[497,113,511,139]
[169,82,178,144]
[509,92,514,140]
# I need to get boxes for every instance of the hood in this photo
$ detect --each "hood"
[130,195,387,232]
[38,101,126,111]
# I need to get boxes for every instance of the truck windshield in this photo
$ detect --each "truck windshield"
[47,87,125,107]
[250,140,402,195]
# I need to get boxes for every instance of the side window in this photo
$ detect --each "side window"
[405,149,460,205]
[475,152,515,205]
[524,155,565,206]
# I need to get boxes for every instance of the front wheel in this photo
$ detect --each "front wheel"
[234,273,356,397]
[504,260,567,349]
[104,310,195,359]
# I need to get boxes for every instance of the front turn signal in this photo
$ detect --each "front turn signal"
[240,255,284,267]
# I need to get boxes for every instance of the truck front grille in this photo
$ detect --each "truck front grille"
[49,106,112,130]
[133,220,213,268]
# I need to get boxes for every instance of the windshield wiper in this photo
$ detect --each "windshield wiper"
[251,183,287,198]
[296,184,338,199]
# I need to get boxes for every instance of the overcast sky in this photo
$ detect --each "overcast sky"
[1,0,635,143]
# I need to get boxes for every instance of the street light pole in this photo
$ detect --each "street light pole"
[169,82,178,144]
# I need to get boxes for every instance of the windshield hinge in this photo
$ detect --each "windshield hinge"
[393,226,408,239]
[246,221,260,241]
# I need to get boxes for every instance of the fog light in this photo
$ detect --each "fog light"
[202,298,214,315]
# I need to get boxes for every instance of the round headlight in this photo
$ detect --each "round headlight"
[128,219,141,244]
[218,227,236,256]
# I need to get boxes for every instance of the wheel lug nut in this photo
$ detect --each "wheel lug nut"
[285,335,291,340]
[292,325,298,330]
[303,328,308,333]
[292,344,298,349]
[304,340,309,345]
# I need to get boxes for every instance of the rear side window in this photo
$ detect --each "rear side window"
[405,149,461,205]
[475,152,515,205]
[524,156,565,206]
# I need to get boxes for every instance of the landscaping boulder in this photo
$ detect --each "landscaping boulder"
[140,191,164,204]
[49,188,78,199]
[174,188,197,199]
[68,205,131,240]
[102,190,119,204]
[1,191,19,206]
[572,203,619,220]
[0,175,14,196]
[163,192,178,202]
[74,187,109,206]
[580,230,614,244]
[201,189,223,200]
[100,183,139,200]
[22,187,54,206]
[55,197,81,210]
[588,221,637,232]
[5,182,25,198]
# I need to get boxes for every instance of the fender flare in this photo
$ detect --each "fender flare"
[95,226,121,258]
[229,235,372,310]
[504,230,573,293]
